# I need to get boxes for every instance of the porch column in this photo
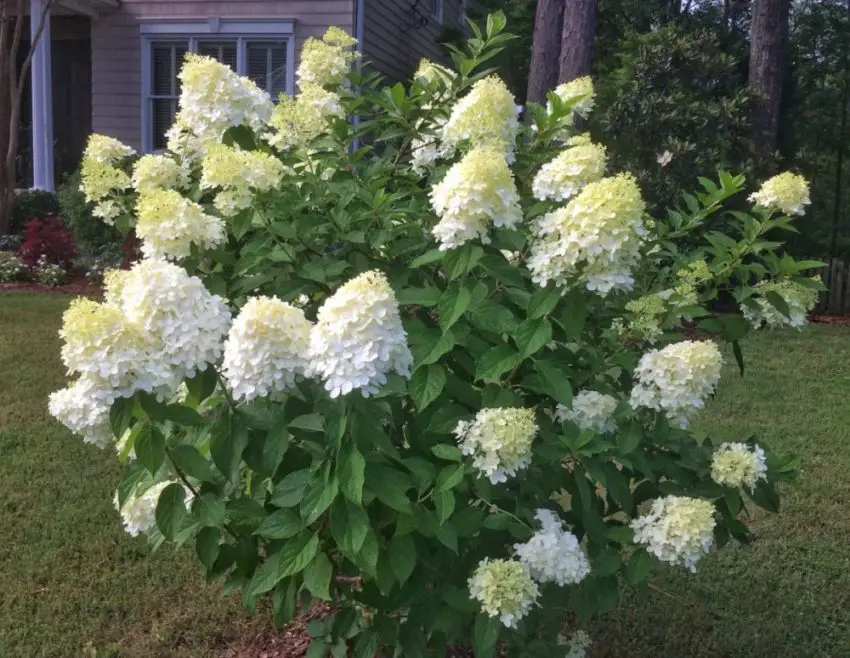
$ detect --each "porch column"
[30,0,54,191]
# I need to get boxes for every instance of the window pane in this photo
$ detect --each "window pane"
[151,42,187,95]
[247,42,288,96]
[198,40,238,71]
[152,98,177,150]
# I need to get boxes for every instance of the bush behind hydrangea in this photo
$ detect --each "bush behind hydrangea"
[51,14,820,656]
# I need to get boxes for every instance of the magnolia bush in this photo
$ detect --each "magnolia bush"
[52,15,821,657]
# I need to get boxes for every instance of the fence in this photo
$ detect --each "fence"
[810,259,850,315]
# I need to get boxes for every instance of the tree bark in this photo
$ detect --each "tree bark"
[558,0,597,84]
[526,0,565,105]
[748,0,791,156]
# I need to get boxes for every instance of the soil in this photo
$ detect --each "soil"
[0,273,101,297]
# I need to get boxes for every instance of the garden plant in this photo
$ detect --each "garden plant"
[49,14,820,657]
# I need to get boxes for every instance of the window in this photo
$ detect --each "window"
[430,0,444,24]
[140,19,295,151]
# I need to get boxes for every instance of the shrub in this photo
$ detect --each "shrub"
[49,15,818,656]
[57,170,121,253]
[0,234,23,252]
[19,217,78,268]
[32,255,66,286]
[0,251,28,282]
[10,188,62,235]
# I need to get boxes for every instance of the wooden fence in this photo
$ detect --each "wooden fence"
[810,259,850,315]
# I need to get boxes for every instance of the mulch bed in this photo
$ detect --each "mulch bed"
[809,313,850,326]
[0,273,102,297]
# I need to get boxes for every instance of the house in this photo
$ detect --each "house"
[21,0,469,191]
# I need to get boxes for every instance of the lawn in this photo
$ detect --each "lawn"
[1,291,848,657]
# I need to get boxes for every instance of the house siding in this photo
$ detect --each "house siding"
[91,0,354,149]
[362,0,465,83]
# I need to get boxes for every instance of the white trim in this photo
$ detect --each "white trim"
[30,0,54,191]
[139,19,296,152]
[139,18,294,36]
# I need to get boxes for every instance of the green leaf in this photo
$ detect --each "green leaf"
[409,364,446,411]
[475,345,520,382]
[271,469,312,508]
[410,249,444,268]
[289,413,324,433]
[136,425,165,475]
[195,526,220,570]
[438,282,472,333]
[163,404,205,426]
[389,534,416,584]
[527,284,561,319]
[443,244,483,280]
[480,253,526,289]
[109,397,134,438]
[472,614,500,658]
[301,476,339,525]
[431,444,463,461]
[365,465,413,514]
[467,302,518,334]
[534,360,573,406]
[732,339,745,376]
[514,317,552,358]
[765,291,791,318]
[591,547,622,577]
[559,288,587,339]
[436,464,465,492]
[210,413,248,482]
[626,550,651,586]
[339,445,366,505]
[169,444,217,483]
[155,483,187,541]
[256,509,302,539]
[331,500,370,555]
[303,551,333,600]
[485,9,507,37]
[259,425,291,478]
[280,532,320,578]
[426,405,469,434]
[415,329,456,367]
[747,480,780,513]
[435,490,455,524]
[618,420,644,455]
[397,286,442,307]
[195,493,225,527]
[138,392,167,422]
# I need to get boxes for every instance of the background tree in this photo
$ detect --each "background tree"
[0,0,54,235]
[559,0,597,82]
[526,0,564,104]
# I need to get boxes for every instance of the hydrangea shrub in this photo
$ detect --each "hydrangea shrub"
[52,14,821,656]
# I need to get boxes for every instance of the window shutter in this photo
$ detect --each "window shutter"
[247,42,288,96]
[198,41,238,71]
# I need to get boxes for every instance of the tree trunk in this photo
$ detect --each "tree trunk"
[748,0,791,156]
[526,0,565,105]
[558,0,597,84]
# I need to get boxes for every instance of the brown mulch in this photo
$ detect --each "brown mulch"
[0,280,101,297]
[809,313,850,326]
[220,604,334,658]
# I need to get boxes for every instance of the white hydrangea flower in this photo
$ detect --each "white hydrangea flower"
[741,277,819,329]
[468,558,539,628]
[132,154,189,193]
[136,188,226,260]
[629,340,722,429]
[104,260,231,384]
[201,144,285,217]
[82,133,136,164]
[410,136,442,175]
[748,172,811,216]
[555,390,618,434]
[267,84,344,151]
[414,58,456,87]
[222,296,313,402]
[91,199,121,223]
[711,442,768,490]
[48,376,115,448]
[532,140,607,202]
[559,630,592,658]
[454,407,538,484]
[441,76,520,162]
[514,509,590,586]
[114,480,190,537]
[296,26,359,88]
[309,270,413,398]
[526,174,647,295]
[430,147,522,250]
[631,496,716,572]
[551,76,595,119]
[58,297,167,395]
[166,116,208,164]
[178,53,273,142]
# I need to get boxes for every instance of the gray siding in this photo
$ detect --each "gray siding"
[362,0,465,83]
[91,0,354,149]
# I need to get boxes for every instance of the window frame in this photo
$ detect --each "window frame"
[429,0,444,25]
[140,19,296,152]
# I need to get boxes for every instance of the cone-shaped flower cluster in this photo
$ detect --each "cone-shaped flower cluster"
[532,138,607,202]
[296,26,359,88]
[267,85,344,151]
[631,496,716,572]
[555,390,618,434]
[629,340,722,428]
[741,278,819,329]
[454,407,538,484]
[132,154,189,193]
[527,174,647,295]
[430,147,522,250]
[711,442,768,490]
[514,509,591,586]
[551,76,595,120]
[135,188,225,260]
[200,144,285,216]
[222,296,313,402]
[468,558,539,628]
[748,172,810,216]
[79,134,135,223]
[309,270,413,398]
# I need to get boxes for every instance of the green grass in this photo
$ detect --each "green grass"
[0,293,256,658]
[2,292,849,657]
[592,325,850,657]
